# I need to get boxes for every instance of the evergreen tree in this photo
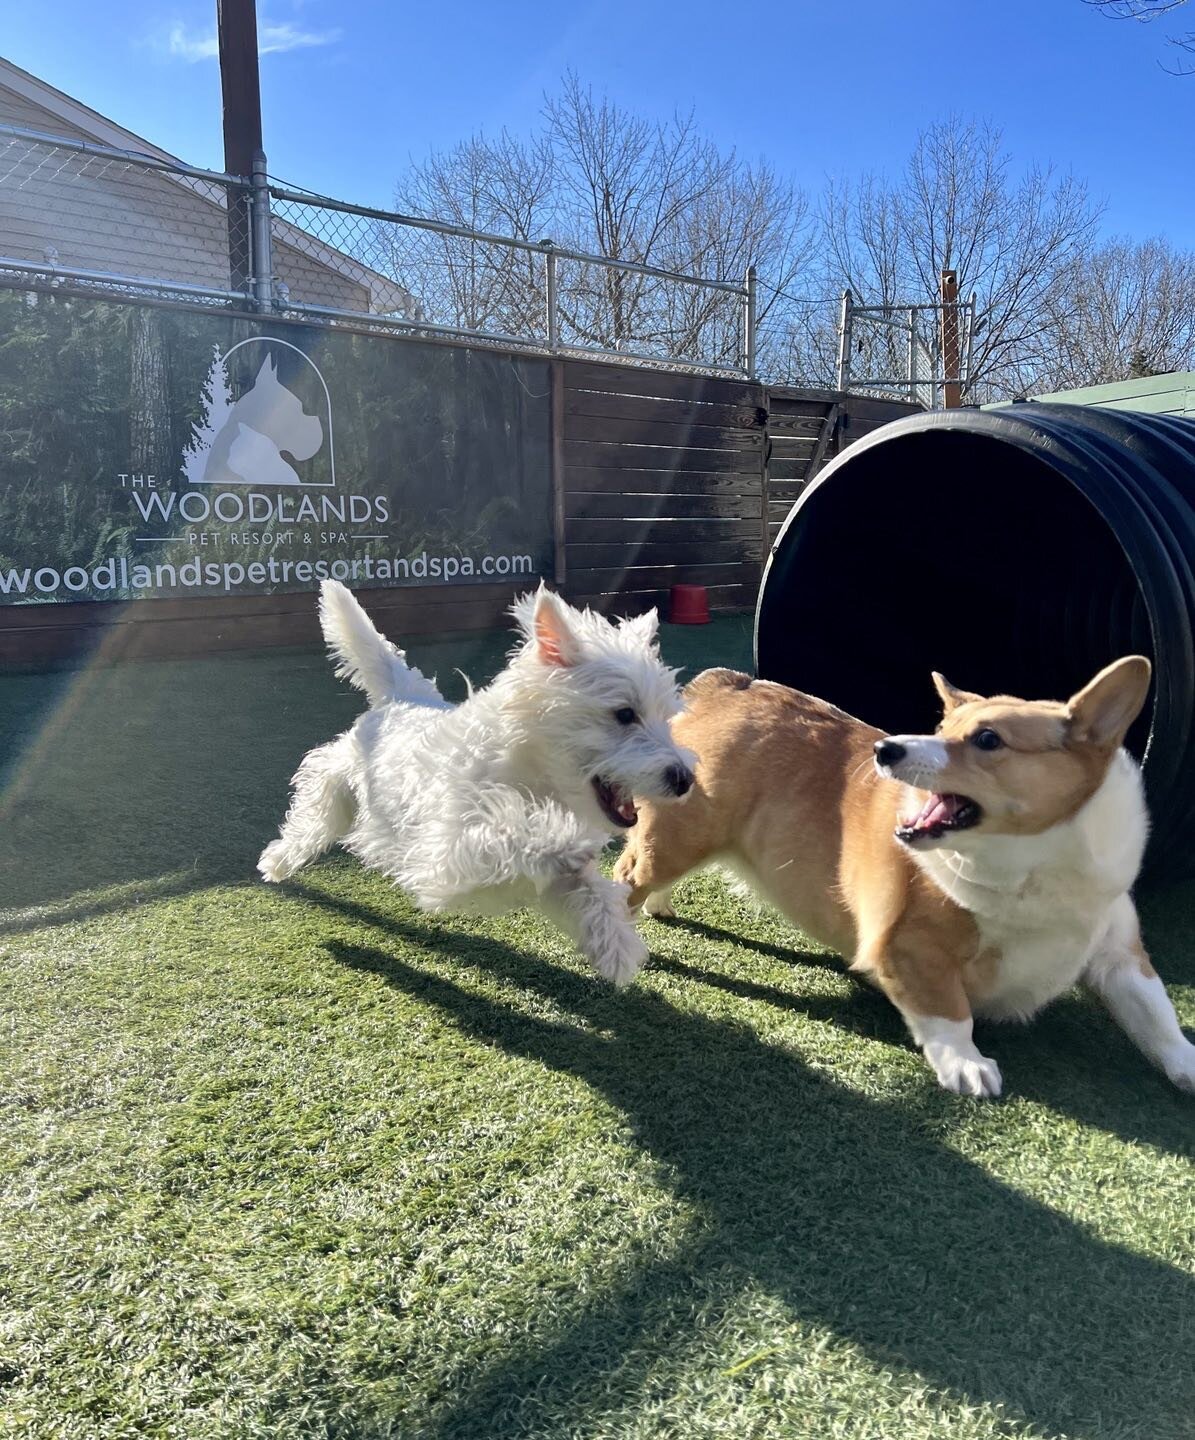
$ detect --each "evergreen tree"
[182,346,234,485]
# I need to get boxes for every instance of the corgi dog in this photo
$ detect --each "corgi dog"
[614,658,1195,1098]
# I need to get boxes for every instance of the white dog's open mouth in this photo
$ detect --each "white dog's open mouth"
[592,777,638,828]
[896,793,982,845]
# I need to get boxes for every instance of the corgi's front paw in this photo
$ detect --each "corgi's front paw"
[1161,1039,1195,1093]
[643,889,676,919]
[925,1044,1003,1099]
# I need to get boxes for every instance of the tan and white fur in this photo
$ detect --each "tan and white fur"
[615,659,1195,1098]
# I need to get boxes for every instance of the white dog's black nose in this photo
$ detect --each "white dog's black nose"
[874,739,906,767]
[666,764,695,797]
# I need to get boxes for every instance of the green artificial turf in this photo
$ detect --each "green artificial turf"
[1,613,1193,1439]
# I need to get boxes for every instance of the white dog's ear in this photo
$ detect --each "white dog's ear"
[620,608,659,645]
[531,587,581,668]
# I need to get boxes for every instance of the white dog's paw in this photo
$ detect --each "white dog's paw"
[257,841,293,883]
[643,889,676,919]
[925,1044,1003,1099]
[1161,1039,1195,1093]
[590,924,649,988]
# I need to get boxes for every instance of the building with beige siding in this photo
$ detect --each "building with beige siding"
[0,57,414,316]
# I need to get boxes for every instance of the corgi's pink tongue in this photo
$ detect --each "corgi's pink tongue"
[907,793,963,830]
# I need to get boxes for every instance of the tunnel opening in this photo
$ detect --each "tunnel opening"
[755,428,1157,761]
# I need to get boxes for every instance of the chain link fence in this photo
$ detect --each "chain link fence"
[0,123,982,399]
[0,123,753,373]
[267,182,750,370]
[0,126,251,304]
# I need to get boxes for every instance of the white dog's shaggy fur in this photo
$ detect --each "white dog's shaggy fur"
[259,580,695,984]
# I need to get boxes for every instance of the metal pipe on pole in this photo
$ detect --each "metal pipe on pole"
[940,269,962,408]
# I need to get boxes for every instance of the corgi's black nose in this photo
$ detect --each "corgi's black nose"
[874,739,906,767]
[666,764,695,797]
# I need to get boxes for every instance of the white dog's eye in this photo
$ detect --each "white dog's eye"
[972,728,1003,751]
[613,706,638,726]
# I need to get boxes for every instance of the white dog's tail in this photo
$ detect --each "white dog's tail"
[318,580,447,710]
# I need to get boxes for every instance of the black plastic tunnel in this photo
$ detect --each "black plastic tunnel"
[754,403,1195,879]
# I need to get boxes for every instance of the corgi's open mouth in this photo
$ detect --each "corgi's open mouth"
[593,777,638,828]
[896,793,983,845]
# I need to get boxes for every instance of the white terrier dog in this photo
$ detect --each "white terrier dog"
[259,580,695,984]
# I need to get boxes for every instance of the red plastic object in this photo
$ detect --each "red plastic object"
[669,583,710,625]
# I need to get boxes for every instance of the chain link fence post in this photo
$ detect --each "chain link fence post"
[250,148,273,312]
[836,289,853,391]
[543,240,559,354]
[744,265,757,379]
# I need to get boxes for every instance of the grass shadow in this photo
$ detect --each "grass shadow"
[297,886,1194,1440]
[646,912,842,972]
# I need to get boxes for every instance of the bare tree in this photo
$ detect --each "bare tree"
[1030,236,1195,389]
[382,73,812,365]
[1083,0,1195,72]
[800,119,1099,400]
[368,130,554,337]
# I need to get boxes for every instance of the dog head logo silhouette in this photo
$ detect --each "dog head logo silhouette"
[184,347,329,488]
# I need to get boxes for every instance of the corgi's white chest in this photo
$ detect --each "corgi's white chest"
[966,897,1107,1020]
[916,750,1148,1022]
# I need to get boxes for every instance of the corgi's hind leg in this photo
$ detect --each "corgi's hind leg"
[1084,897,1195,1092]
[259,735,357,882]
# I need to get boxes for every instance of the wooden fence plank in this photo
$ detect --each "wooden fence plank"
[564,359,761,406]
[0,581,523,628]
[564,441,761,474]
[567,411,764,451]
[0,590,529,666]
[568,517,760,545]
[567,539,760,568]
[567,561,760,592]
[566,492,760,520]
[565,389,767,430]
[564,467,762,496]
[571,582,758,615]
[768,478,808,502]
[768,459,815,483]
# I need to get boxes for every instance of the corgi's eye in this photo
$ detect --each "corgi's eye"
[613,707,638,726]
[972,728,1003,751]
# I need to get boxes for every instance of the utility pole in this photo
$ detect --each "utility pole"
[940,269,962,408]
[218,0,263,298]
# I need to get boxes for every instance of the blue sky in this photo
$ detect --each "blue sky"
[5,0,1194,247]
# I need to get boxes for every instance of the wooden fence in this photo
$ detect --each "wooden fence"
[559,363,915,620]
[0,354,916,665]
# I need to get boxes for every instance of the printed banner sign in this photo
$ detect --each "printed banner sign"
[0,290,553,604]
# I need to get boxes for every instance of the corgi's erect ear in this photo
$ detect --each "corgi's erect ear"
[932,672,983,713]
[531,586,581,668]
[1066,656,1152,749]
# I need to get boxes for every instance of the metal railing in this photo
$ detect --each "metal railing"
[835,289,978,408]
[0,123,758,376]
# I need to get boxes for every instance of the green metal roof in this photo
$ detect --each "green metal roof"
[1027,371,1195,416]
